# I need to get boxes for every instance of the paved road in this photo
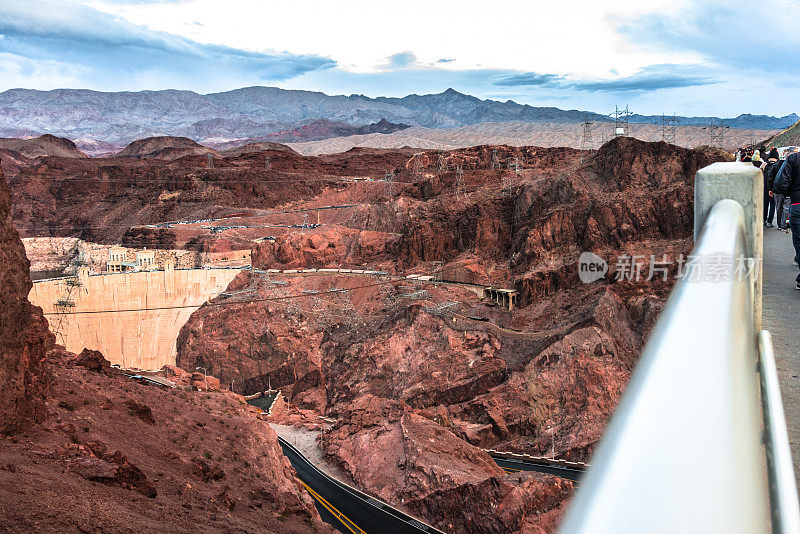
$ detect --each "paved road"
[277,437,442,534]
[491,457,584,482]
[762,227,800,492]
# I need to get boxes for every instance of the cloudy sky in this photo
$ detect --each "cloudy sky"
[0,0,797,116]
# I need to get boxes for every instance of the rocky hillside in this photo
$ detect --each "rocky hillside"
[7,145,414,244]
[0,161,333,532]
[288,121,777,155]
[219,142,298,157]
[115,136,219,160]
[0,134,87,159]
[215,118,411,147]
[766,118,800,147]
[173,137,728,532]
[1,86,793,150]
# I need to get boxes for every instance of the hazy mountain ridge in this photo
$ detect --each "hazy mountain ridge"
[0,86,795,149]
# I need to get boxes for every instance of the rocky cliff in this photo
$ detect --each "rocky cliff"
[0,162,52,434]
[0,159,332,532]
[176,138,729,531]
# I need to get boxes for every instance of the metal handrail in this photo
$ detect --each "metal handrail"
[758,331,800,534]
[559,198,799,533]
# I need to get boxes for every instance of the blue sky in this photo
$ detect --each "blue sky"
[0,0,798,117]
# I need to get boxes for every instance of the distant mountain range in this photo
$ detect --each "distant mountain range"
[0,86,795,151]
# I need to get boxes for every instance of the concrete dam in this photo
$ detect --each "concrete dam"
[29,267,239,370]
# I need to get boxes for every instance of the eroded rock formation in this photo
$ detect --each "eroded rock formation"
[176,138,728,531]
[0,163,52,434]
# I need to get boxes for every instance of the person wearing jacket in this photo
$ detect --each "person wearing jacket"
[763,153,780,227]
[772,151,800,288]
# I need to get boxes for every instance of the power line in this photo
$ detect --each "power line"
[41,260,493,317]
[41,268,542,339]
[661,113,679,145]
[704,119,729,148]
[41,279,394,316]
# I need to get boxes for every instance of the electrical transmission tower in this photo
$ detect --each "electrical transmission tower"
[423,301,459,318]
[502,156,519,196]
[206,153,214,168]
[437,152,448,173]
[265,156,271,170]
[51,252,87,344]
[432,260,443,283]
[384,169,395,198]
[454,164,464,197]
[310,293,335,329]
[581,115,594,161]
[490,148,500,169]
[329,288,364,331]
[661,114,679,145]
[612,105,632,137]
[256,270,297,315]
[706,119,729,148]
[411,156,424,179]
[374,272,399,311]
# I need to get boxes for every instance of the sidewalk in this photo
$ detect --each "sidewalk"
[762,227,800,491]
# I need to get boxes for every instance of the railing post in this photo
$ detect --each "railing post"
[695,162,763,330]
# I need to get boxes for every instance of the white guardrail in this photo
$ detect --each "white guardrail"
[559,163,800,534]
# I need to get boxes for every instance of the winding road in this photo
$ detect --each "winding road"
[276,435,585,534]
[277,437,443,534]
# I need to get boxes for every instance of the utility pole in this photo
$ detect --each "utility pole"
[661,113,679,145]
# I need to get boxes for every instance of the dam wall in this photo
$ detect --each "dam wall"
[29,268,240,370]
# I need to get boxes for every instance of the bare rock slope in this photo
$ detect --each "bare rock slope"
[0,159,332,532]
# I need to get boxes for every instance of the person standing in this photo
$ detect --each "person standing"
[752,149,763,167]
[763,150,780,227]
[773,150,800,288]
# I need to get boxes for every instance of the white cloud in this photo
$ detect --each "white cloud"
[90,0,685,76]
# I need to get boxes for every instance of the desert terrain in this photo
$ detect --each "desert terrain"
[0,129,730,532]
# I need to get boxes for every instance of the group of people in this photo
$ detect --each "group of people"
[745,144,800,289]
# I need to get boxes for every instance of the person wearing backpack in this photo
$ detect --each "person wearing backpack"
[773,150,800,289]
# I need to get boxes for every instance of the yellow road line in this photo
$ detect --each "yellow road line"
[301,481,366,534]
